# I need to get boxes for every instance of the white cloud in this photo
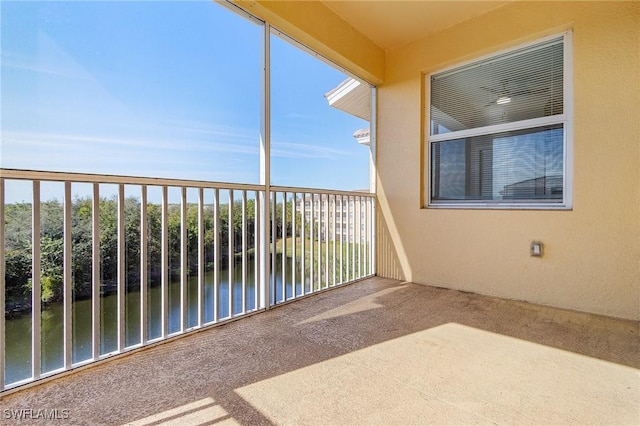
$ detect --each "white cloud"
[271,141,348,159]
[0,129,260,183]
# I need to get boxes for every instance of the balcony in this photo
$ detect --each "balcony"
[1,276,638,424]
[3,169,636,424]
[0,169,374,392]
[2,0,639,423]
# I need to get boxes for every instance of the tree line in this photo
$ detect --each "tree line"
[4,196,292,309]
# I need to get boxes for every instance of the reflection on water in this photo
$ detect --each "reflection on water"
[4,254,303,385]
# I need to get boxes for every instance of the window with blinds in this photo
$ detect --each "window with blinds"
[426,32,572,208]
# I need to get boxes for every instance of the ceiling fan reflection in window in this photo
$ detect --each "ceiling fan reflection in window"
[481,81,549,107]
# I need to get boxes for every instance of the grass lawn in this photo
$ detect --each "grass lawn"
[274,237,367,260]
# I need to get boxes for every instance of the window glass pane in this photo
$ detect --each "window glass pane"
[1,1,261,184]
[431,125,563,202]
[430,38,563,135]
[270,32,372,191]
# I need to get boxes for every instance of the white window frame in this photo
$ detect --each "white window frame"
[425,31,573,210]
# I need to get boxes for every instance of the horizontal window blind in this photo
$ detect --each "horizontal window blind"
[430,37,564,135]
[431,125,564,202]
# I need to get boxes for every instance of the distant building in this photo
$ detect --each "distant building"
[294,193,370,242]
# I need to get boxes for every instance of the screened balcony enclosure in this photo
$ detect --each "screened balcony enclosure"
[0,170,374,389]
[1,0,374,392]
[2,0,639,424]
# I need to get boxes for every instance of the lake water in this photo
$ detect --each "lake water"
[4,253,304,385]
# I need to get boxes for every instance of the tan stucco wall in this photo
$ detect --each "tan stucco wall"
[378,1,640,320]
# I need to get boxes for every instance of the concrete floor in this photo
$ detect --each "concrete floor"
[1,277,639,425]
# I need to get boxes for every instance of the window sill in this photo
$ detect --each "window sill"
[425,201,573,211]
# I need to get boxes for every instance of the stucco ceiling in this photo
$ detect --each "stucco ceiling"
[321,1,512,50]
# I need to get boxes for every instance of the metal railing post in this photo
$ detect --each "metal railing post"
[32,181,41,380]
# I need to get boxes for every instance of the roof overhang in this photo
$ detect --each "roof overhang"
[324,78,371,121]
[353,128,370,146]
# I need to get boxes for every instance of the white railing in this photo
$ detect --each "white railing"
[0,169,375,391]
[269,187,375,305]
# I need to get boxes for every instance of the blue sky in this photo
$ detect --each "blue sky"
[1,1,370,202]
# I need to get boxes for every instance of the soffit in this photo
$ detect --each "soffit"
[321,1,512,50]
[325,78,372,121]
